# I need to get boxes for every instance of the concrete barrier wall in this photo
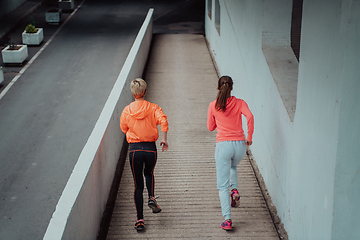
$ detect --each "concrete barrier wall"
[43,8,154,240]
[0,0,26,19]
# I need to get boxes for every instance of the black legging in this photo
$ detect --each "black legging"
[129,142,157,220]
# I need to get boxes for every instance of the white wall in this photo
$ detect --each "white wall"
[332,2,360,239]
[205,0,360,239]
[43,9,154,240]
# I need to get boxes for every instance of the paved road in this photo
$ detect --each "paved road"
[0,0,204,239]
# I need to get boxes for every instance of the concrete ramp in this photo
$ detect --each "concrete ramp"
[106,34,280,239]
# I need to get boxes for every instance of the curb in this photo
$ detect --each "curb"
[247,148,289,240]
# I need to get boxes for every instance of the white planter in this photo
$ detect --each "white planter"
[0,69,4,85]
[1,45,28,64]
[22,28,44,45]
[46,8,62,24]
[58,0,74,11]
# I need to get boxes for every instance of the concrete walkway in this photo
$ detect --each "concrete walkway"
[106,34,280,239]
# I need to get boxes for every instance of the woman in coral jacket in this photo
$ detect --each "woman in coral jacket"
[207,76,254,231]
[120,78,169,231]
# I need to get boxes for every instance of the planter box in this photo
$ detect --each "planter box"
[22,28,44,45]
[1,45,28,64]
[46,8,62,24]
[58,0,74,11]
[0,69,4,85]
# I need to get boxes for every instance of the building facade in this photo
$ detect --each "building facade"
[205,0,360,239]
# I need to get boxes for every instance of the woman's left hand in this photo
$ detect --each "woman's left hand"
[246,141,252,146]
[160,141,169,151]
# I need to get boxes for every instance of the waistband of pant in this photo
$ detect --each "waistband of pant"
[129,141,156,151]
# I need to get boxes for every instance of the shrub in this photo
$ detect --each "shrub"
[8,40,16,50]
[25,24,38,33]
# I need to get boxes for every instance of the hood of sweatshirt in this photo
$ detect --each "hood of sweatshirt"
[223,96,237,116]
[128,100,152,120]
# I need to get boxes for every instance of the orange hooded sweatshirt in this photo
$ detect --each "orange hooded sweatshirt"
[120,100,169,143]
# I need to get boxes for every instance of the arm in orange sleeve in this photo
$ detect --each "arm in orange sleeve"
[120,108,129,134]
[154,105,169,151]
[155,106,169,132]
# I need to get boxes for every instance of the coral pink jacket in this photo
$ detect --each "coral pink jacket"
[207,96,254,143]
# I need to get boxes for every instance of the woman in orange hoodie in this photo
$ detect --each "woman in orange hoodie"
[207,76,254,231]
[120,78,169,231]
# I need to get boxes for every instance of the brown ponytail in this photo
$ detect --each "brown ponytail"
[215,76,233,111]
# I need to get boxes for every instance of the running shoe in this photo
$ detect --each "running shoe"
[231,189,240,207]
[148,196,161,213]
[221,219,233,230]
[134,219,144,231]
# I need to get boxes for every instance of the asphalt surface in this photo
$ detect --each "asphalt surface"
[0,0,204,239]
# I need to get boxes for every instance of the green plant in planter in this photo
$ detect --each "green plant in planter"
[8,40,16,50]
[25,24,38,33]
[30,16,36,26]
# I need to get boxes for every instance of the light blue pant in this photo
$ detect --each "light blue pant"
[215,140,247,220]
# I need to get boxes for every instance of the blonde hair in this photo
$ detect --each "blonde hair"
[130,78,147,99]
